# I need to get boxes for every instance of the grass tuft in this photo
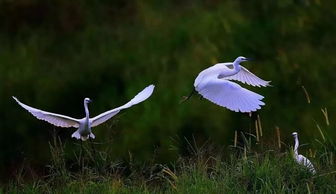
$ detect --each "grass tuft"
[3,112,336,193]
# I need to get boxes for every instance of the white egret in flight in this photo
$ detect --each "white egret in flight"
[292,132,316,174]
[13,84,155,141]
[188,56,270,112]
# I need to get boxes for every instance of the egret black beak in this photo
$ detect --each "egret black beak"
[88,99,92,103]
[245,58,253,61]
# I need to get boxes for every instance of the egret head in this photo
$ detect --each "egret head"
[235,56,250,63]
[84,98,92,104]
[292,132,298,138]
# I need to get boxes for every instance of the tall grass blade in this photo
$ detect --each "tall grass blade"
[321,108,330,126]
[301,85,311,104]
[276,126,281,149]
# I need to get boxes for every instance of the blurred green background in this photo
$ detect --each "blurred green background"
[1,0,336,181]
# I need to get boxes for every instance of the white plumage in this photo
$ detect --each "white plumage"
[13,84,155,141]
[292,132,316,174]
[194,56,270,112]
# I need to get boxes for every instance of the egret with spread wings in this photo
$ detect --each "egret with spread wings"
[13,84,155,141]
[192,56,270,112]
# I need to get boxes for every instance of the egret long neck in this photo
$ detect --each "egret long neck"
[219,60,242,78]
[232,59,242,73]
[217,61,242,78]
[294,136,299,155]
[84,101,90,121]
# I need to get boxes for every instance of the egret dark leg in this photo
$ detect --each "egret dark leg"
[180,88,196,103]
[80,140,84,172]
[89,137,102,172]
[89,137,97,158]
[80,140,83,156]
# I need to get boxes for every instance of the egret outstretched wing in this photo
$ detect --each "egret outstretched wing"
[13,96,80,128]
[221,65,270,87]
[90,84,155,127]
[196,79,264,112]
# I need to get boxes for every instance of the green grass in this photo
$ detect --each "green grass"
[4,129,336,194]
[2,1,336,172]
[1,1,336,192]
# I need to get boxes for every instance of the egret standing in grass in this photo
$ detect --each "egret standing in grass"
[187,56,270,112]
[13,84,155,141]
[292,132,316,174]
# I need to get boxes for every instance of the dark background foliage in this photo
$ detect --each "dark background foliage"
[1,0,336,181]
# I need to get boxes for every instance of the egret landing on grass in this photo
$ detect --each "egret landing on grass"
[292,132,316,174]
[13,84,155,141]
[188,56,270,112]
